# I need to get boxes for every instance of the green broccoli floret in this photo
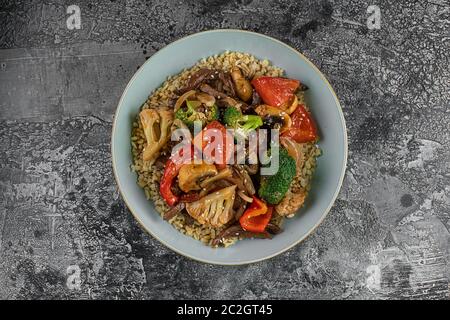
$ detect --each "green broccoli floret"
[223,106,263,137]
[223,106,241,125]
[258,147,296,204]
[175,100,219,128]
[207,104,219,122]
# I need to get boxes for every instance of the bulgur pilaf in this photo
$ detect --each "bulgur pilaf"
[131,51,321,247]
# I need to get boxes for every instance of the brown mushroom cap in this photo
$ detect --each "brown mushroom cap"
[178,162,218,193]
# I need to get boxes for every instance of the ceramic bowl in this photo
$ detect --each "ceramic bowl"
[111,29,347,265]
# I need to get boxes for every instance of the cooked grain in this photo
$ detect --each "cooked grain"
[130,51,320,247]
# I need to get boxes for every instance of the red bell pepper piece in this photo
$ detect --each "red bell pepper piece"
[251,77,300,108]
[159,159,179,207]
[161,121,235,206]
[281,104,318,143]
[159,144,194,206]
[193,120,234,170]
[239,196,273,233]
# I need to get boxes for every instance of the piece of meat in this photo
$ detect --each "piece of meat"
[266,223,282,235]
[225,165,255,196]
[163,202,185,220]
[218,71,236,97]
[181,211,195,225]
[154,154,170,170]
[234,205,247,221]
[179,193,201,203]
[211,224,272,246]
[275,189,307,217]
[178,68,216,93]
[233,194,247,220]
[239,230,272,240]
[215,79,224,93]
[199,83,228,99]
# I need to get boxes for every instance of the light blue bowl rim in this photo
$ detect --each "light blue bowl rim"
[111,29,348,265]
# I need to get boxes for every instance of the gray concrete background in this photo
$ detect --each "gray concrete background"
[0,0,449,299]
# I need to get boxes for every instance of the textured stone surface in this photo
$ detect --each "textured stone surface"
[0,0,449,299]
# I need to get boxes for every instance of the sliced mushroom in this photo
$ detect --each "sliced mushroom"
[174,90,196,112]
[255,104,292,133]
[225,165,255,195]
[217,96,240,109]
[199,167,233,188]
[195,92,216,107]
[178,162,218,193]
[186,185,237,228]
[140,108,174,162]
[231,67,253,102]
[261,114,284,129]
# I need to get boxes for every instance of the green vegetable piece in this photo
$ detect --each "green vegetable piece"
[223,106,242,126]
[175,100,218,128]
[258,147,296,204]
[207,104,219,122]
[223,106,263,137]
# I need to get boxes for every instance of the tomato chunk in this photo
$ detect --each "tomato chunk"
[281,104,318,143]
[251,77,300,108]
[193,120,234,170]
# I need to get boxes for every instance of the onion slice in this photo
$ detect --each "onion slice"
[174,90,196,112]
[255,104,292,133]
[280,136,304,172]
[238,190,253,203]
[285,95,298,115]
